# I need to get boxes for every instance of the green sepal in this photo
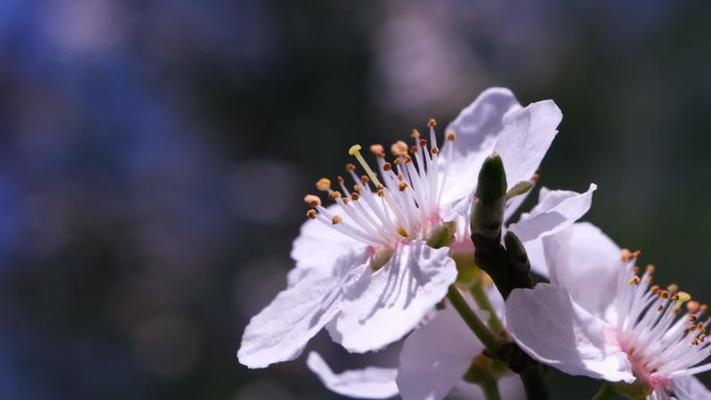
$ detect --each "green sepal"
[505,180,534,200]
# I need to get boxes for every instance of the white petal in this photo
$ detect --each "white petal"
[441,88,521,204]
[238,252,367,368]
[670,376,711,400]
[446,87,520,160]
[544,222,625,318]
[307,352,398,399]
[332,241,458,353]
[450,374,525,400]
[507,184,597,243]
[505,284,634,383]
[493,99,562,189]
[397,305,485,400]
[522,238,548,278]
[291,203,365,274]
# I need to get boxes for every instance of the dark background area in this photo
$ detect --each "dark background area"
[1,1,710,399]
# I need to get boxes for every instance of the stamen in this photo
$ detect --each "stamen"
[304,194,321,207]
[427,118,437,128]
[676,292,692,308]
[306,209,318,219]
[621,249,641,262]
[391,141,408,156]
[410,129,420,139]
[446,131,456,141]
[370,144,385,157]
[316,178,332,191]
[331,215,343,225]
[349,145,382,187]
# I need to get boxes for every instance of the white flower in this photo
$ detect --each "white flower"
[305,185,599,400]
[238,87,587,369]
[506,222,711,399]
[306,285,525,400]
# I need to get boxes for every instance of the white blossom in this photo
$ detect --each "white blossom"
[506,222,711,399]
[238,88,583,370]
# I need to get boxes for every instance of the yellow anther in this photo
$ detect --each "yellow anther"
[346,163,356,172]
[398,182,408,191]
[409,145,418,154]
[331,215,343,225]
[351,192,360,201]
[688,301,700,313]
[397,226,409,238]
[427,118,437,128]
[668,284,679,293]
[391,140,409,156]
[430,146,439,155]
[370,144,385,157]
[383,162,392,172]
[349,144,382,187]
[676,292,692,307]
[316,178,332,191]
[304,194,321,207]
[621,249,641,262]
[447,131,456,141]
[419,139,427,147]
[328,191,342,200]
[660,290,670,300]
[646,264,655,274]
[411,129,421,138]
[306,209,318,219]
[628,276,641,285]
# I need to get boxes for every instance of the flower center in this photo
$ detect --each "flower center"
[613,251,710,388]
[303,119,457,251]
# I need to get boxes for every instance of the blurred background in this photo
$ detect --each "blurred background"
[1,0,710,399]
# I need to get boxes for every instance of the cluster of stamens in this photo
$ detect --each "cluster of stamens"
[303,119,457,250]
[614,249,711,388]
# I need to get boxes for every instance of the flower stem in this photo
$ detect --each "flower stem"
[470,281,505,334]
[591,383,616,400]
[446,286,499,351]
[481,379,501,400]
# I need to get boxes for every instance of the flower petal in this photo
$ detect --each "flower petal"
[450,374,524,400]
[446,87,520,160]
[291,203,365,274]
[493,99,562,189]
[307,352,398,399]
[332,241,457,353]
[507,183,597,244]
[238,252,367,368]
[397,304,485,400]
[441,88,521,204]
[670,376,711,400]
[505,284,634,383]
[544,222,625,318]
